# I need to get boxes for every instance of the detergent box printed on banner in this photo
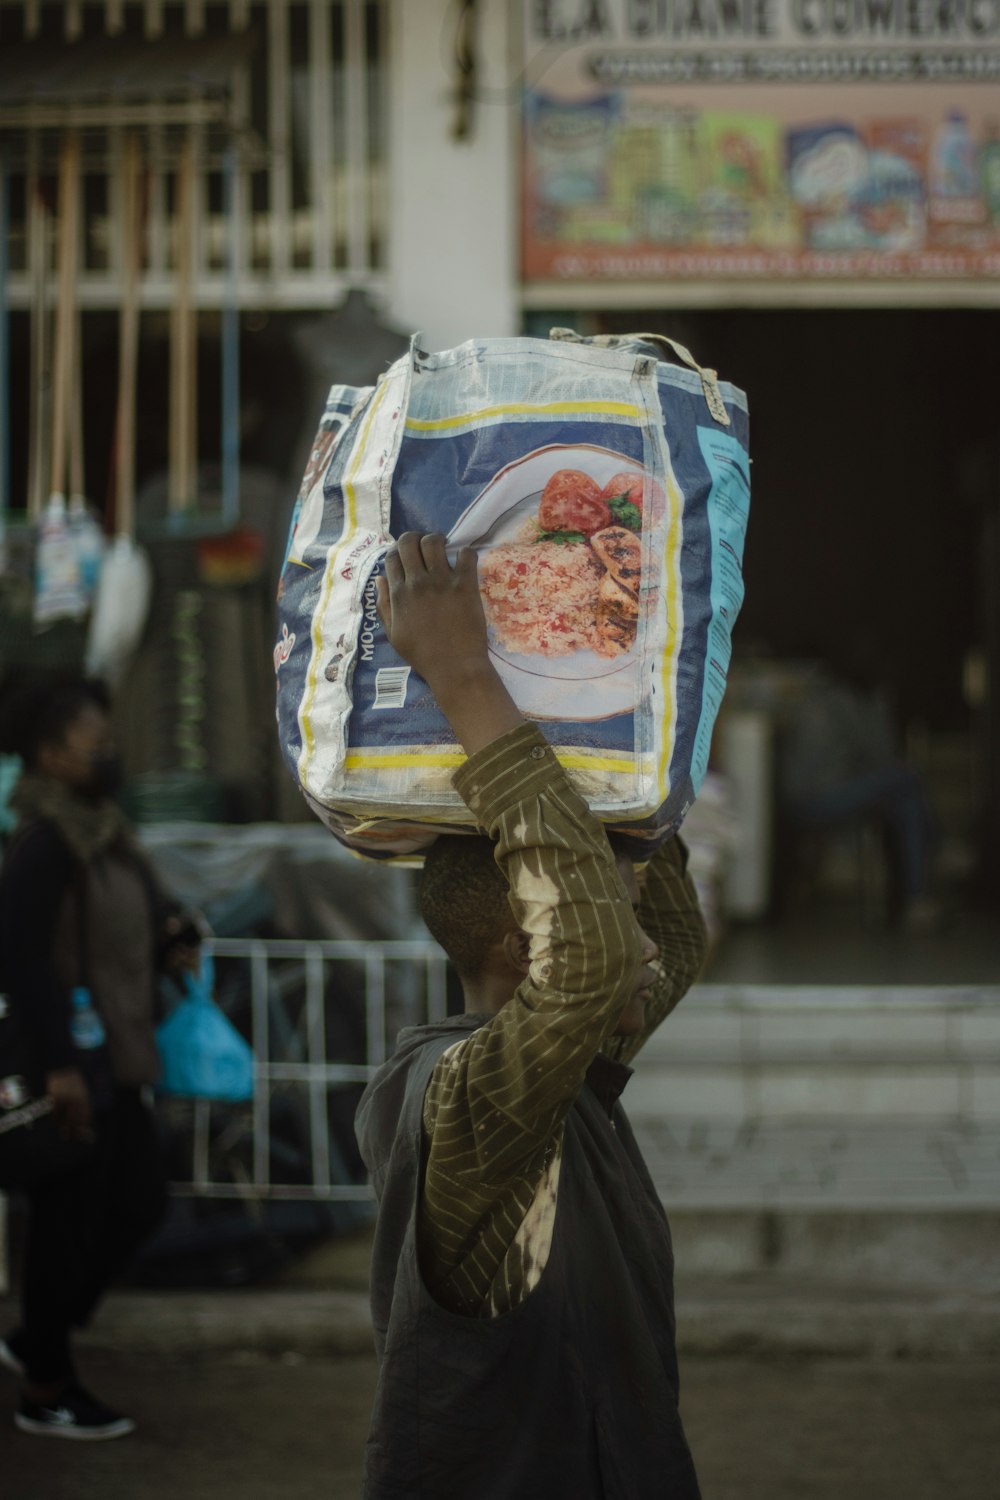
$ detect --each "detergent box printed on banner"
[275,332,750,860]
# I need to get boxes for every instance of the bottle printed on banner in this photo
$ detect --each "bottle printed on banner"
[933,112,978,198]
[929,111,986,244]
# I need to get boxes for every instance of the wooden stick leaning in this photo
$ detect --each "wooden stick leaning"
[169,136,197,515]
[114,135,142,541]
[50,133,81,505]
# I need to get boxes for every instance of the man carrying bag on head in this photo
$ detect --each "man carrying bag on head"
[355,535,707,1499]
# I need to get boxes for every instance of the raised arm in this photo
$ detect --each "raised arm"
[376,534,647,1149]
[376,537,651,1313]
[604,836,708,1067]
[431,725,645,1178]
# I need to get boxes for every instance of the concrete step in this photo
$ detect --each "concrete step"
[673,1275,1000,1359]
[666,1205,1000,1286]
[630,984,1000,1121]
[2,1273,996,1364]
[629,1105,1000,1285]
[631,1118,1000,1210]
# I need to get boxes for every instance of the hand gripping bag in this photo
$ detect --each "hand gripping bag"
[275,330,750,860]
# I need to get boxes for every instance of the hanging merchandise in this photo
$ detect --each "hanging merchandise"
[85,135,152,685]
[172,587,208,775]
[193,148,261,585]
[220,146,240,531]
[33,494,84,626]
[168,135,198,522]
[34,136,87,628]
[65,140,105,605]
[167,138,210,778]
[123,135,237,823]
[68,496,105,603]
[276,329,751,861]
[26,180,49,528]
[162,139,251,550]
[85,532,153,685]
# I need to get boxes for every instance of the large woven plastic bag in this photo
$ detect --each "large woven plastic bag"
[275,330,750,860]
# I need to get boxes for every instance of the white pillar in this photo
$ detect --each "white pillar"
[385,0,519,350]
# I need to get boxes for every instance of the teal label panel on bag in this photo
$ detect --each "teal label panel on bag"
[692,426,752,791]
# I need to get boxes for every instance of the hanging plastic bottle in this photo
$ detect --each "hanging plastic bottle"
[69,985,106,1051]
[67,495,105,602]
[34,493,86,626]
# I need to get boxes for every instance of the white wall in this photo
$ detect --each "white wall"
[385,0,519,350]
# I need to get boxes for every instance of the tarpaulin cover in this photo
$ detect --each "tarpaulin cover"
[275,331,750,860]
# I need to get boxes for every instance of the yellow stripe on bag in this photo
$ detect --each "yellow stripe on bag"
[300,380,391,774]
[405,400,643,432]
[557,753,641,774]
[343,749,642,775]
[657,468,685,799]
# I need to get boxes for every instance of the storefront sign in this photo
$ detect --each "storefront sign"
[522,0,1000,278]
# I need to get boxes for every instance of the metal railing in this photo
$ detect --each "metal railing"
[162,937,448,1203]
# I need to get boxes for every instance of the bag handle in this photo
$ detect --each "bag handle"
[548,327,731,428]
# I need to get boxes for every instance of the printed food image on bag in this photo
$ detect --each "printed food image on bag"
[275,330,750,860]
[473,459,647,664]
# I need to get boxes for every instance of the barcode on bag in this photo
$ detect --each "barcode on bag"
[373,666,410,710]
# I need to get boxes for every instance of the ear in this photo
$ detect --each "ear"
[500,928,532,976]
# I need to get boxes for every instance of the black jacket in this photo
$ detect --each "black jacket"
[355,1015,701,1500]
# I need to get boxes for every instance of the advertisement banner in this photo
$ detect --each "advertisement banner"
[522,0,1000,279]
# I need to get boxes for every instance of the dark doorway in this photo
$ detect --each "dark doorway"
[527,306,1000,896]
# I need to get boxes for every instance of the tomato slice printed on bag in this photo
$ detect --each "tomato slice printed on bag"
[601,469,665,526]
[538,469,611,536]
[600,472,645,511]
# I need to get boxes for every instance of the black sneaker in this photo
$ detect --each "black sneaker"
[15,1385,135,1441]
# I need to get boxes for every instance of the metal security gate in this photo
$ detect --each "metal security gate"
[161,938,448,1204]
[0,0,388,309]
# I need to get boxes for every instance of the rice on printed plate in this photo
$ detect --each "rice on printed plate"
[478,541,602,656]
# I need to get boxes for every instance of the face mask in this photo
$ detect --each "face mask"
[87,751,125,799]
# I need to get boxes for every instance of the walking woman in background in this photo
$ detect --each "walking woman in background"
[0,676,199,1440]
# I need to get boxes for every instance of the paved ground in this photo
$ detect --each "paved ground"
[2,1212,998,1498]
[1,1350,998,1500]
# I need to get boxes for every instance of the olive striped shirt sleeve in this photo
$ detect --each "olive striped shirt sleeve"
[418,722,707,1318]
[605,834,708,1068]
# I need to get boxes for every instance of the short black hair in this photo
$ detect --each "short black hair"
[0,675,111,769]
[418,834,517,980]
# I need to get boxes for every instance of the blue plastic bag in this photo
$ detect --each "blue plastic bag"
[156,955,254,1102]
